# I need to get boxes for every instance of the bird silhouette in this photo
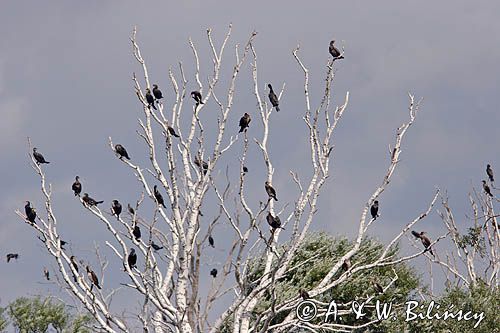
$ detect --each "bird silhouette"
[152,84,163,100]
[329,40,344,61]
[114,144,130,160]
[25,201,37,223]
[191,91,204,105]
[153,185,167,208]
[267,84,280,112]
[486,164,494,182]
[128,248,137,269]
[239,113,251,132]
[33,148,50,164]
[145,88,157,110]
[370,200,379,220]
[72,176,82,196]
[82,193,104,206]
[265,181,278,201]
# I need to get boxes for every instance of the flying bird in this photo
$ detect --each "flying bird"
[25,201,37,223]
[151,241,163,251]
[128,248,137,269]
[43,267,50,281]
[266,212,282,230]
[152,84,163,100]
[299,289,310,300]
[486,164,494,182]
[267,84,280,112]
[33,148,50,164]
[265,181,278,201]
[412,231,434,256]
[208,235,215,248]
[239,113,251,132]
[167,126,180,138]
[483,180,493,197]
[145,88,157,110]
[112,200,122,220]
[72,176,82,196]
[191,91,204,105]
[153,185,167,208]
[114,144,130,160]
[194,156,208,175]
[86,266,101,290]
[133,225,142,241]
[370,200,379,220]
[210,268,218,278]
[6,253,19,263]
[329,40,344,61]
[82,193,104,206]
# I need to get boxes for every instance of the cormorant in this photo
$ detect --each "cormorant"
[299,289,310,300]
[412,231,434,256]
[267,84,280,112]
[266,212,282,229]
[72,176,82,196]
[151,241,163,251]
[342,258,352,271]
[145,88,157,110]
[210,268,218,278]
[153,185,167,208]
[70,256,79,282]
[133,225,141,241]
[33,148,50,164]
[114,144,130,160]
[239,113,251,132]
[25,201,37,223]
[243,166,248,173]
[191,91,204,105]
[82,193,104,206]
[6,253,19,263]
[372,279,383,294]
[128,248,137,269]
[370,200,379,220]
[208,235,215,248]
[44,267,50,281]
[483,180,493,197]
[194,156,208,175]
[329,40,344,61]
[128,204,135,215]
[167,126,180,138]
[265,181,278,201]
[59,240,67,250]
[487,164,494,182]
[112,200,122,220]
[86,266,101,290]
[152,84,163,100]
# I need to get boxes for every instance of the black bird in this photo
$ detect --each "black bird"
[82,193,104,206]
[6,253,19,263]
[191,91,204,105]
[167,126,180,138]
[243,166,248,173]
[412,231,434,256]
[329,40,344,61]
[127,248,137,269]
[267,84,280,112]
[266,212,282,230]
[487,164,494,182]
[483,180,493,197]
[208,235,215,248]
[44,267,50,281]
[210,268,218,278]
[33,148,50,164]
[70,256,79,282]
[370,201,379,220]
[72,176,82,196]
[111,200,122,220]
[86,266,101,290]
[265,181,278,201]
[342,258,352,271]
[239,113,251,132]
[299,289,310,300]
[372,279,384,294]
[145,88,157,110]
[153,185,167,208]
[151,241,163,251]
[59,240,67,250]
[152,84,163,100]
[25,201,37,223]
[194,156,208,175]
[115,144,130,160]
[133,225,141,241]
[128,204,135,215]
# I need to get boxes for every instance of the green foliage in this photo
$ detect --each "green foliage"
[0,306,7,332]
[7,297,92,333]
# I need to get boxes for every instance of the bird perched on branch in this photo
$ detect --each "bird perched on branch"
[114,144,130,160]
[265,181,278,201]
[70,256,79,282]
[208,235,215,248]
[112,200,122,220]
[59,240,67,250]
[267,84,280,112]
[86,266,101,290]
[153,185,167,208]
[243,166,249,174]
[266,212,282,230]
[152,84,163,100]
[128,248,137,269]
[194,156,208,175]
[25,201,37,223]
[486,164,494,182]
[43,267,50,281]
[145,88,157,110]
[72,176,82,196]
[299,289,310,300]
[167,126,180,138]
[370,200,379,220]
[127,204,135,216]
[482,180,493,197]
[33,147,50,164]
[133,224,141,241]
[372,279,383,294]
[329,40,344,61]
[210,268,218,278]
[239,113,251,133]
[82,193,104,207]
[191,91,204,105]
[411,231,434,256]
[342,258,352,271]
[151,241,163,251]
[6,253,19,263]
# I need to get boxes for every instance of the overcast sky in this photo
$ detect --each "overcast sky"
[1,0,499,327]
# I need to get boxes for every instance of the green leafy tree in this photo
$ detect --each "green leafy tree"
[0,306,7,332]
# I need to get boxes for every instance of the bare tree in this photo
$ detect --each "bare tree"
[16,26,448,333]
